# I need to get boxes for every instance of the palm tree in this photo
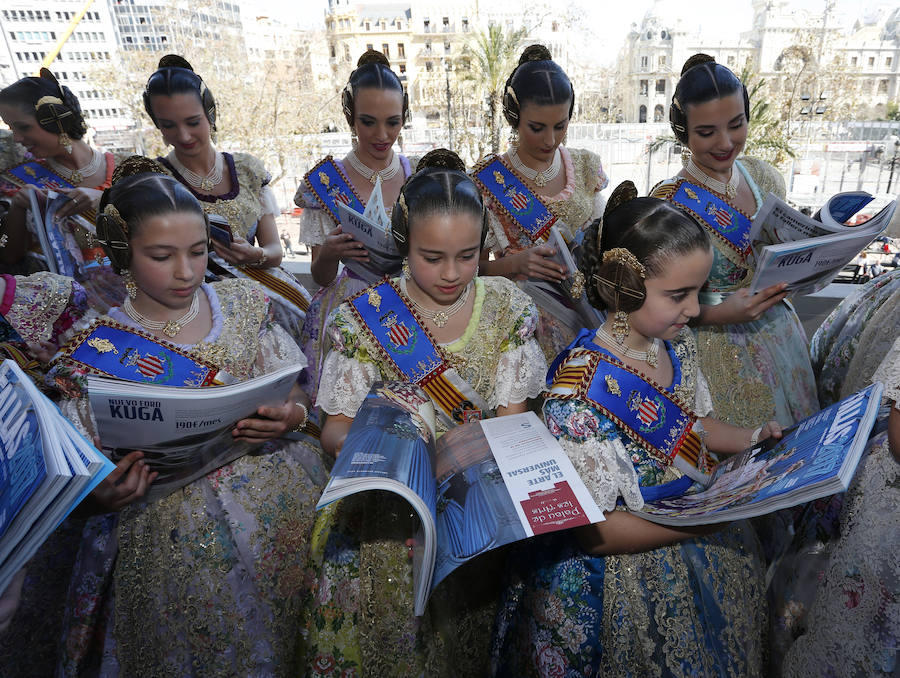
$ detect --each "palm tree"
[462,23,528,154]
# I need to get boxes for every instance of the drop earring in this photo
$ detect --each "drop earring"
[402,257,411,280]
[507,128,519,150]
[681,147,692,168]
[58,132,73,154]
[611,310,629,344]
[123,270,138,300]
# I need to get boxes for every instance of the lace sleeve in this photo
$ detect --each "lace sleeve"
[694,368,715,417]
[543,397,643,512]
[258,184,280,218]
[491,338,547,409]
[252,322,308,378]
[298,205,334,247]
[59,396,99,444]
[875,335,900,406]
[316,349,379,417]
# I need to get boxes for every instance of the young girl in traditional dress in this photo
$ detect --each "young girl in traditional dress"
[473,44,609,358]
[294,50,413,401]
[302,149,547,677]
[491,182,780,678]
[0,158,327,676]
[144,55,311,347]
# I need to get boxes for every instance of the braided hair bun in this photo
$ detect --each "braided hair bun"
[518,44,553,65]
[342,49,408,128]
[680,53,716,76]
[669,53,749,144]
[503,44,574,126]
[357,49,391,69]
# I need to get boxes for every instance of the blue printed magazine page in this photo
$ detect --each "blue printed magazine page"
[316,382,603,616]
[337,177,402,283]
[87,365,301,503]
[635,383,884,526]
[0,359,114,594]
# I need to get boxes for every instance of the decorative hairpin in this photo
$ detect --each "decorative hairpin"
[602,247,646,279]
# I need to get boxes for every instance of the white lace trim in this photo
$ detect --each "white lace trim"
[489,338,547,409]
[258,184,280,217]
[315,349,380,417]
[694,368,714,417]
[557,436,644,513]
[298,206,333,246]
[252,322,308,377]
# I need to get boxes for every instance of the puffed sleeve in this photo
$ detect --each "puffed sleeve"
[295,181,336,247]
[876,335,900,408]
[694,368,715,418]
[316,304,381,417]
[251,304,309,378]
[490,291,547,409]
[543,397,644,512]
[1,272,88,345]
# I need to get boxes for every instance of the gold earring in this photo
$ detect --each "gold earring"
[507,128,519,150]
[612,310,629,344]
[351,129,358,151]
[58,132,73,154]
[402,257,411,280]
[681,147,692,167]
[123,270,138,300]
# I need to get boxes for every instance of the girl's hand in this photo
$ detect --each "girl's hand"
[232,400,306,442]
[90,450,157,511]
[507,245,567,282]
[57,187,102,218]
[211,235,268,266]
[754,420,783,446]
[321,226,369,264]
[714,282,788,325]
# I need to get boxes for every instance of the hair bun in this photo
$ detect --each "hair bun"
[111,155,170,186]
[681,53,716,76]
[38,67,62,90]
[357,49,390,69]
[603,180,639,220]
[518,44,553,65]
[418,148,466,173]
[158,54,194,71]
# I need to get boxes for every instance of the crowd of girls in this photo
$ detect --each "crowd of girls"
[0,43,896,678]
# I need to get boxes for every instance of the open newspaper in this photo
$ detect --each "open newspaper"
[634,383,883,525]
[0,360,114,593]
[337,176,403,283]
[87,365,301,502]
[316,382,604,616]
[748,190,898,295]
[522,225,603,330]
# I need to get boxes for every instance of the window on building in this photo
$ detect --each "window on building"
[868,56,875,67]
[727,55,735,66]
[658,55,667,68]
[398,42,405,58]
[366,43,373,51]
[640,56,648,69]
[397,21,402,30]
[426,61,433,72]
[398,63,406,74]
[639,79,648,96]
[425,40,431,52]
[654,104,664,122]
[365,22,370,31]
[444,40,450,54]
[424,19,430,32]
[329,44,335,57]
[381,21,386,30]
[462,18,469,32]
[879,79,888,93]
[851,56,858,66]
[656,79,665,94]
[887,57,893,68]
[382,43,389,58]
[639,105,647,123]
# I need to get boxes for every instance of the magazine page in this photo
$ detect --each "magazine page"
[338,178,402,283]
[634,383,883,526]
[88,365,301,501]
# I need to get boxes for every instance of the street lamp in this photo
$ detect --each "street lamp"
[887,136,900,193]
[444,58,452,149]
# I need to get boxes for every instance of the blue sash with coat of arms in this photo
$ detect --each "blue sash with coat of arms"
[471,155,557,246]
[667,178,753,268]
[348,279,488,427]
[303,156,365,225]
[547,347,710,484]
[57,320,226,387]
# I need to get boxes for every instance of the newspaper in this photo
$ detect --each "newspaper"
[748,191,898,295]
[27,189,101,277]
[338,176,403,283]
[316,382,603,616]
[88,365,302,502]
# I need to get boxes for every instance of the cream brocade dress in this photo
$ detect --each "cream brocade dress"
[5,277,327,677]
[302,275,547,678]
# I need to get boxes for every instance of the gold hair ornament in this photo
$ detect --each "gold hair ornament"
[602,247,646,278]
[101,204,130,241]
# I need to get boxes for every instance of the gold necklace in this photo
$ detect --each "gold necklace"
[508,147,561,187]
[595,325,660,368]
[123,292,200,338]
[47,147,104,185]
[400,278,471,328]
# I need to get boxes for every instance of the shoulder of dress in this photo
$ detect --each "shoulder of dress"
[737,156,786,199]
[231,152,268,181]
[649,177,679,199]
[481,276,536,318]
[210,278,268,312]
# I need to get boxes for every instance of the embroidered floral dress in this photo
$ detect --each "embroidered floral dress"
[294,155,413,402]
[490,328,767,678]
[480,146,609,360]
[301,275,546,677]
[0,153,124,312]
[1,276,328,677]
[160,151,311,347]
[652,158,818,428]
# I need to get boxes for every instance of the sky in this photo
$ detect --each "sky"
[256,0,894,66]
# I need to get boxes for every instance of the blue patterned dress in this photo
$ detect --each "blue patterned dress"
[491,329,767,678]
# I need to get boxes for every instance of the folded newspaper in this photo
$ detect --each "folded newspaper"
[316,382,604,616]
[338,176,404,283]
[0,360,114,594]
[634,383,883,525]
[748,190,898,295]
[88,365,301,502]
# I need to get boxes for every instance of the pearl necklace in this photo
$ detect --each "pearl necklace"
[123,292,200,338]
[346,149,401,184]
[400,278,472,328]
[167,150,223,192]
[595,325,660,368]
[47,147,104,185]
[685,157,740,200]
[508,147,561,188]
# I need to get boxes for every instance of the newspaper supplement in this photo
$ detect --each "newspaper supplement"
[88,365,301,501]
[748,191,898,295]
[337,177,402,283]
